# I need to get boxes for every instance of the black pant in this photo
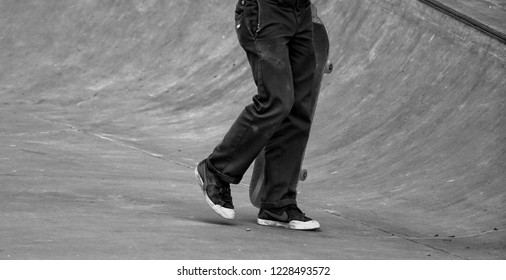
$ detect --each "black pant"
[207,0,316,209]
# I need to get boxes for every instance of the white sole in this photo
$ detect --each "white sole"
[194,167,236,220]
[257,218,320,231]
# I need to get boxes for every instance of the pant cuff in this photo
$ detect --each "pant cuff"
[259,199,297,210]
[205,158,242,184]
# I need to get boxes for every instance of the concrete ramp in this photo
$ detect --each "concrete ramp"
[1,0,505,259]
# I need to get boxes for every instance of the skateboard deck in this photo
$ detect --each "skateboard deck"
[249,3,332,208]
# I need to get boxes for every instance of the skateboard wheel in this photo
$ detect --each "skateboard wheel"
[299,169,308,181]
[324,60,333,74]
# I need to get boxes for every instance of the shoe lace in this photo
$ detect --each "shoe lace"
[217,182,233,203]
[286,205,308,220]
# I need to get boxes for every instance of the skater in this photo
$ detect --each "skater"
[195,0,320,230]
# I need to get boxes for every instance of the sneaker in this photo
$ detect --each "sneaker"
[257,204,320,230]
[194,160,235,220]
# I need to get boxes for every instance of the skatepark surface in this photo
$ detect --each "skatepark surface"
[1,0,505,259]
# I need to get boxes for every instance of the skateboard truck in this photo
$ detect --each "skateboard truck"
[299,168,308,181]
[324,60,333,74]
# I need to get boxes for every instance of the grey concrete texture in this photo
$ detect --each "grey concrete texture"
[0,0,505,259]
[436,0,506,36]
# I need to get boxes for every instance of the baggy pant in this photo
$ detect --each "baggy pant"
[206,0,316,209]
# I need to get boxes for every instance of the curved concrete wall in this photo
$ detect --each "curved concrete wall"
[1,0,504,254]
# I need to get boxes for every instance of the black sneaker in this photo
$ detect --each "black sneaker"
[257,204,320,230]
[194,160,235,220]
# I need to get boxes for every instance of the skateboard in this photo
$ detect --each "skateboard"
[249,3,333,208]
